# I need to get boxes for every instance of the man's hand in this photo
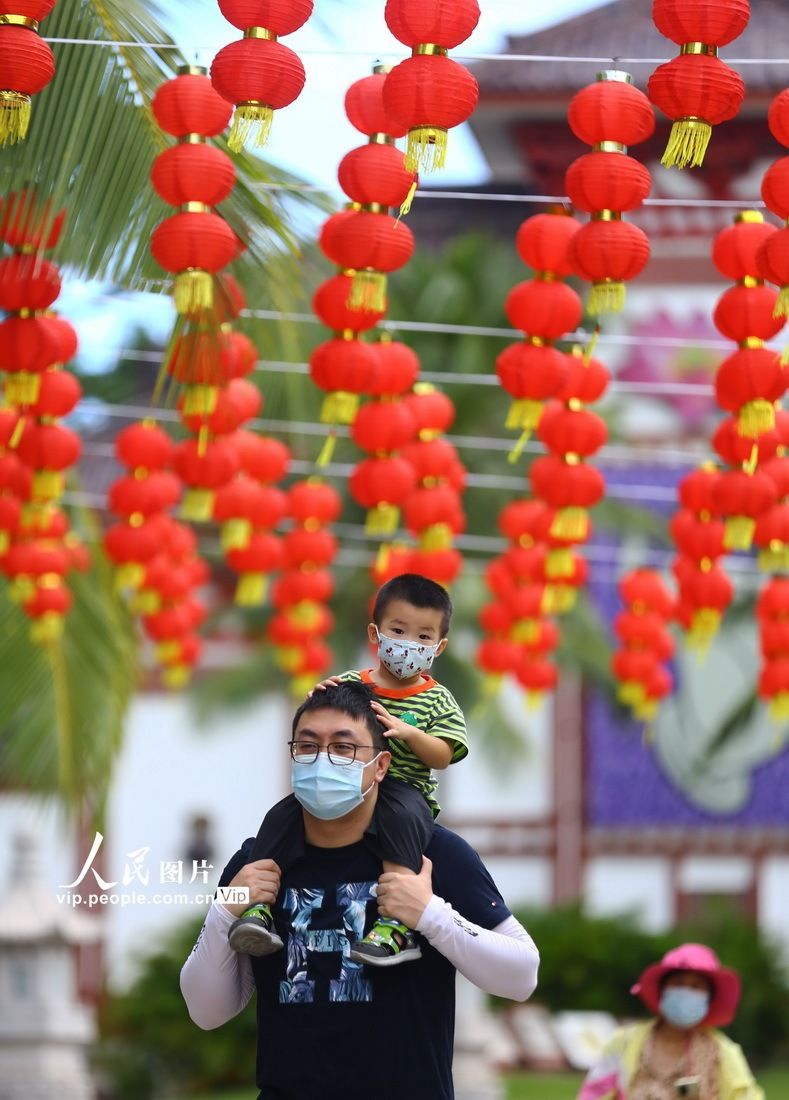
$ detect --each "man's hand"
[377,857,434,928]
[371,699,423,743]
[222,859,281,917]
[307,675,343,696]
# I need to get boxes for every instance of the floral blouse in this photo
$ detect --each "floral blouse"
[630,1027,720,1100]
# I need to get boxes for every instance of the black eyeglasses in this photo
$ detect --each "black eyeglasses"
[288,740,377,766]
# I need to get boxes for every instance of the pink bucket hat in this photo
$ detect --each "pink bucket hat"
[631,943,741,1028]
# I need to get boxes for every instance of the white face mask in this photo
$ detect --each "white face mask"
[376,629,441,680]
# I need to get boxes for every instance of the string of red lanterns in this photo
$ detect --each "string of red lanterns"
[648,0,749,169]
[611,568,676,723]
[211,0,313,153]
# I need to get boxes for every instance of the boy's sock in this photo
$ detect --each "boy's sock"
[349,917,422,967]
[227,901,284,957]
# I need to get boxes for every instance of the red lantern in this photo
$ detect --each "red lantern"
[226,531,284,606]
[715,348,788,438]
[648,0,749,168]
[345,72,407,138]
[670,509,726,565]
[283,526,338,570]
[530,455,605,541]
[288,479,342,526]
[408,546,462,586]
[755,504,789,572]
[172,437,240,521]
[619,568,675,619]
[403,385,455,438]
[382,0,480,174]
[558,345,611,404]
[496,343,568,432]
[152,68,233,136]
[272,568,335,608]
[327,210,415,311]
[351,400,416,454]
[0,17,56,146]
[15,421,81,502]
[0,252,60,311]
[713,283,784,344]
[515,213,580,277]
[309,338,376,425]
[350,455,416,535]
[714,211,775,279]
[565,153,651,213]
[516,654,558,706]
[151,143,236,207]
[234,430,291,483]
[504,280,583,342]
[23,582,72,644]
[367,340,420,397]
[313,274,385,333]
[338,143,416,209]
[210,1,312,152]
[403,483,464,549]
[568,78,655,146]
[714,468,777,550]
[150,211,238,315]
[537,404,608,459]
[759,658,789,721]
[569,219,650,315]
[213,476,287,551]
[116,420,174,471]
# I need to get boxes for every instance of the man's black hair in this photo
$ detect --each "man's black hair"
[373,572,453,637]
[292,681,388,752]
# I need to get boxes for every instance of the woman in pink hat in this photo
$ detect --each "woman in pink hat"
[577,943,763,1099]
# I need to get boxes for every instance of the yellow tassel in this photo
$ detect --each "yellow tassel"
[348,270,387,312]
[288,601,322,629]
[419,523,452,551]
[156,641,182,663]
[507,429,532,465]
[221,518,252,552]
[228,103,274,153]
[661,117,712,169]
[276,645,303,673]
[0,531,8,557]
[183,385,219,417]
[405,126,448,174]
[542,585,577,615]
[130,589,161,615]
[724,515,755,551]
[482,674,503,697]
[235,572,268,607]
[550,507,589,542]
[162,664,191,690]
[525,690,545,712]
[315,431,337,467]
[634,699,659,722]
[5,372,41,407]
[174,270,214,316]
[738,400,775,439]
[32,470,64,502]
[781,342,789,365]
[9,415,26,449]
[588,281,625,316]
[688,608,721,646]
[511,619,539,644]
[9,577,34,603]
[114,562,145,592]
[583,327,600,365]
[768,693,789,722]
[546,548,575,579]
[365,503,400,536]
[29,612,64,646]
[0,92,32,146]
[398,179,418,219]
[320,391,359,425]
[290,673,317,698]
[775,286,789,320]
[618,681,645,708]
[181,488,215,522]
[758,545,789,572]
[505,398,542,432]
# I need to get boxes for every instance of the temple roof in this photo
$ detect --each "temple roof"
[473,0,789,97]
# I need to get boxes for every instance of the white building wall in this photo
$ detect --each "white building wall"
[584,857,674,932]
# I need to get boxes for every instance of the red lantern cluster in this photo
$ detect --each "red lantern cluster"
[758,91,789,322]
[757,577,789,721]
[267,478,341,695]
[670,463,732,650]
[220,429,290,606]
[326,70,418,310]
[648,0,749,169]
[712,211,787,439]
[211,1,313,153]
[566,72,653,315]
[0,203,87,643]
[150,67,238,317]
[754,412,789,572]
[0,1,58,146]
[497,212,582,438]
[382,0,480,175]
[611,569,675,722]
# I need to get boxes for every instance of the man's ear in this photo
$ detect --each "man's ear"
[367,622,379,647]
[375,751,391,783]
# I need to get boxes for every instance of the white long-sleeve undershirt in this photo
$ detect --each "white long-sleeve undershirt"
[180,896,539,1031]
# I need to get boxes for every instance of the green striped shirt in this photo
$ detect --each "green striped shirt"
[339,668,468,815]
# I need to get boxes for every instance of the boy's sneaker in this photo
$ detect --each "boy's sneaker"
[349,918,422,967]
[227,903,284,956]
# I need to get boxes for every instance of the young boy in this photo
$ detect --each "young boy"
[228,572,467,966]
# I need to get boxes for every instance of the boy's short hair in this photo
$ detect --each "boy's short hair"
[292,681,388,752]
[373,573,453,637]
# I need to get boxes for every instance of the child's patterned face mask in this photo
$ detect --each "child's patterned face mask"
[375,629,441,680]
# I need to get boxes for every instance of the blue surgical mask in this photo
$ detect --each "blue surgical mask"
[291,751,380,821]
[659,987,710,1030]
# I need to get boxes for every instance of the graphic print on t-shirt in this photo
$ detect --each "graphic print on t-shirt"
[279,880,377,1005]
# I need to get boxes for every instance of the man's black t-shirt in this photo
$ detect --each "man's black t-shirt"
[217,824,511,1100]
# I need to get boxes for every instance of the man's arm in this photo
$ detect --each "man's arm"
[377,853,539,1002]
[180,902,255,1029]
